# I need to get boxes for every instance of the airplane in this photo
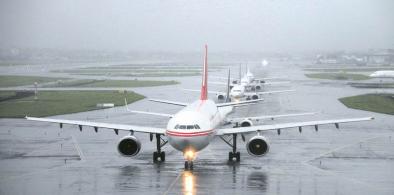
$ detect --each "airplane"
[213,65,287,91]
[369,70,394,78]
[238,66,288,91]
[217,83,294,101]
[26,45,374,170]
[185,68,293,101]
[261,59,269,67]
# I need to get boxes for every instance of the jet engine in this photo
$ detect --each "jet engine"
[217,94,225,100]
[251,94,259,100]
[240,119,253,127]
[117,135,141,157]
[246,135,269,157]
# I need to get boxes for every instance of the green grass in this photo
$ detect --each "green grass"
[73,73,200,77]
[51,64,224,77]
[0,91,145,118]
[305,73,370,81]
[43,79,179,88]
[339,94,394,115]
[0,75,65,87]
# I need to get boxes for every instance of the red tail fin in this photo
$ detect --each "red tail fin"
[200,44,208,100]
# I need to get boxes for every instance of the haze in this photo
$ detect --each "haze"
[1,0,393,52]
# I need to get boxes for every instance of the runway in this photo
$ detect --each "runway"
[0,60,393,194]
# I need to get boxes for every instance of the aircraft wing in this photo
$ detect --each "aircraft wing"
[216,117,374,135]
[228,112,316,122]
[243,89,295,96]
[263,81,290,85]
[125,110,173,118]
[26,116,166,134]
[124,98,173,118]
[209,81,228,85]
[255,77,283,81]
[149,99,189,107]
[216,98,264,107]
[182,89,222,94]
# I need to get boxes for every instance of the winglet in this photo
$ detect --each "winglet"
[200,44,208,100]
[124,98,130,111]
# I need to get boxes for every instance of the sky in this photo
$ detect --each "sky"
[0,0,393,52]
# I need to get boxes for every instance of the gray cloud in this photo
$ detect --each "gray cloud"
[1,0,393,52]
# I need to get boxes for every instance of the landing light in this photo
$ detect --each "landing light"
[184,149,196,161]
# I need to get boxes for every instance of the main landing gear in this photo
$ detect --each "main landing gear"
[152,134,167,163]
[220,133,241,162]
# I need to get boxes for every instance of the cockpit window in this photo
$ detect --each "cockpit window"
[174,124,200,130]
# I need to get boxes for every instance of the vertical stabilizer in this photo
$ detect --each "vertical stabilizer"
[200,45,208,100]
[239,64,242,82]
[226,68,231,102]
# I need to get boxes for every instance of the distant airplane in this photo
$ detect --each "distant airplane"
[261,59,269,67]
[224,65,286,91]
[26,45,374,170]
[186,69,292,101]
[369,70,394,78]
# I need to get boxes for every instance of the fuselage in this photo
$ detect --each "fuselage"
[370,71,394,78]
[166,100,233,153]
[230,84,246,99]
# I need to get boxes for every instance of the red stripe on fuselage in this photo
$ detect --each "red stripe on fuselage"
[166,129,214,137]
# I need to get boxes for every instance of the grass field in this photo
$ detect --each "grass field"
[43,79,179,88]
[339,93,394,115]
[0,91,145,118]
[54,69,201,77]
[0,75,65,87]
[305,73,370,80]
[74,73,200,77]
[52,63,225,77]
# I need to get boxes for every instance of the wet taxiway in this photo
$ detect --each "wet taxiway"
[0,61,393,194]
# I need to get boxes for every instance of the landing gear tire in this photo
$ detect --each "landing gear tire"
[184,161,194,170]
[160,151,165,162]
[153,151,166,163]
[153,152,158,163]
[228,152,241,162]
[236,152,240,162]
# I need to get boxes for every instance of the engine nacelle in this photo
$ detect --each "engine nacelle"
[246,135,270,157]
[217,94,225,100]
[117,135,141,157]
[240,119,253,127]
[251,94,259,100]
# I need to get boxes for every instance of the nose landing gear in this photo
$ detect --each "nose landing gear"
[184,161,194,170]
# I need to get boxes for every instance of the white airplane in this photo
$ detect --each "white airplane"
[239,67,288,91]
[369,70,394,78]
[26,45,374,170]
[219,83,294,101]
[187,69,293,101]
[261,59,269,67]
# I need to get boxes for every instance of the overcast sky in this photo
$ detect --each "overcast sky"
[0,0,393,52]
